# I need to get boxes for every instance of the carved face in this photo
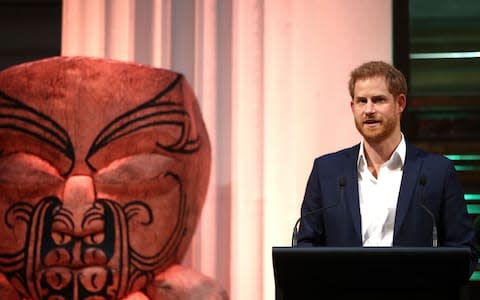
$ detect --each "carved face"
[0,57,211,300]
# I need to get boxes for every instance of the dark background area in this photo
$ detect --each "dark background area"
[0,0,61,71]
[394,0,480,298]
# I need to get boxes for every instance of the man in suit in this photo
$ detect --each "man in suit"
[297,61,477,273]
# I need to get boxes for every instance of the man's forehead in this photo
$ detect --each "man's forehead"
[355,75,387,84]
[354,76,390,93]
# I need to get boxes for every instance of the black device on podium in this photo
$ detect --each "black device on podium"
[272,247,471,300]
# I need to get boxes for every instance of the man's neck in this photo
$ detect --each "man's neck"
[363,133,402,176]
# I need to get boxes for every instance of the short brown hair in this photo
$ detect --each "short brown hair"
[348,61,407,98]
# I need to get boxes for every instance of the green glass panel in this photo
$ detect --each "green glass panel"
[467,204,480,214]
[470,271,480,281]
[465,194,480,201]
[445,155,480,161]
[411,52,480,59]
[454,165,480,171]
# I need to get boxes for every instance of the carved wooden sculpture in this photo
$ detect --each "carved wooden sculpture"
[0,57,225,299]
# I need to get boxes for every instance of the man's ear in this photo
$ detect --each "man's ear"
[397,94,407,113]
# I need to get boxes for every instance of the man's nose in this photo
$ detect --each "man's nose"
[63,175,96,208]
[365,100,376,115]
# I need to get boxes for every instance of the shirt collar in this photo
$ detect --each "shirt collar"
[357,134,406,171]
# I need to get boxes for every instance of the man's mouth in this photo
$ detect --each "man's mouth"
[364,119,380,125]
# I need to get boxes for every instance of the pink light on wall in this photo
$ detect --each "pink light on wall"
[261,1,392,299]
[62,0,106,57]
[61,1,393,299]
[231,0,265,299]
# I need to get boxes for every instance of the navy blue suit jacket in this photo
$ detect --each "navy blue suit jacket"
[297,143,477,272]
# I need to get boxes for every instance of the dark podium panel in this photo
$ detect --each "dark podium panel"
[272,247,471,300]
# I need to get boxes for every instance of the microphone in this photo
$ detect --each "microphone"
[291,176,346,247]
[418,176,438,247]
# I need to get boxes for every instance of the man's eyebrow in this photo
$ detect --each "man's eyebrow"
[354,96,367,101]
[0,91,75,174]
[354,95,387,100]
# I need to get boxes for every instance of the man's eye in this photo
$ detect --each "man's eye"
[373,97,386,103]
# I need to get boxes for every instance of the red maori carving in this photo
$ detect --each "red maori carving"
[0,57,224,299]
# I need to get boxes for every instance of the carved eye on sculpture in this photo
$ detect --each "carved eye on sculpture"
[0,153,61,180]
[78,266,109,293]
[83,248,108,265]
[51,231,72,246]
[83,232,105,245]
[95,153,175,185]
[43,247,72,267]
[0,153,63,200]
[43,267,72,291]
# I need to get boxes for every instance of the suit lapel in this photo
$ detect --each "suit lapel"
[343,144,424,244]
[393,144,423,239]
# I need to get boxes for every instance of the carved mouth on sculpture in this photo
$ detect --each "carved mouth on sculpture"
[40,266,112,291]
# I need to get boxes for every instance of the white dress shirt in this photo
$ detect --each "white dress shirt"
[357,135,406,246]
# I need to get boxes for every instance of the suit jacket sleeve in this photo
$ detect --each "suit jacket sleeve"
[437,159,478,275]
[297,159,326,247]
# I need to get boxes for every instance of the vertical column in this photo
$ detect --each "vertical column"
[62,0,106,57]
[231,0,264,299]
[191,0,219,282]
[105,0,135,61]
[188,0,233,293]
[262,1,296,299]
[171,0,232,294]
[151,0,172,68]
[214,0,234,292]
[170,0,195,80]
